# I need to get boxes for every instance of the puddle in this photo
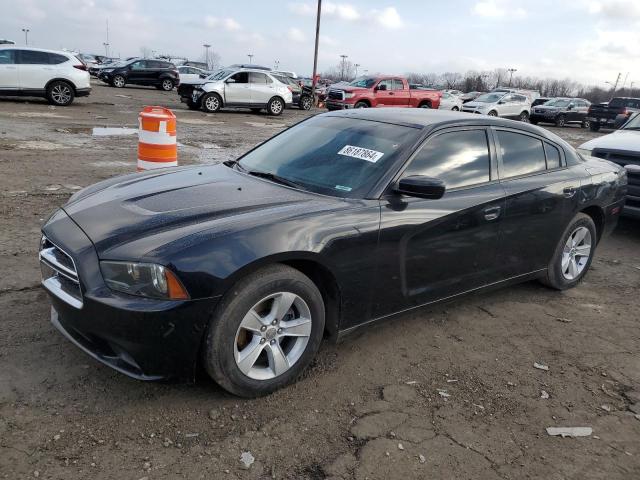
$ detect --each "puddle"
[16,141,65,150]
[244,122,285,128]
[179,118,225,126]
[90,160,134,168]
[8,112,70,119]
[56,127,92,134]
[92,127,138,136]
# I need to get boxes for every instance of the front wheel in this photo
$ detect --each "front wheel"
[581,119,591,129]
[540,213,596,290]
[47,81,74,106]
[487,110,498,117]
[267,97,284,116]
[555,114,566,127]
[452,106,459,111]
[354,101,370,109]
[299,95,313,110]
[203,265,325,397]
[201,93,222,113]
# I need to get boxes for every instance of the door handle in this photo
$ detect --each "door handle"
[563,186,577,198]
[483,206,502,221]
[389,92,394,95]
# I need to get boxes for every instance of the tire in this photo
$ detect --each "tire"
[581,119,591,129]
[519,111,530,123]
[452,106,459,111]
[201,93,222,113]
[487,110,498,117]
[46,81,74,106]
[540,213,597,290]
[590,122,600,132]
[112,75,126,88]
[555,114,566,127]
[267,97,285,116]
[160,78,174,91]
[418,102,431,109]
[354,101,370,109]
[203,264,325,397]
[299,95,313,111]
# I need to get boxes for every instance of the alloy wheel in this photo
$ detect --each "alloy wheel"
[301,96,312,110]
[561,226,592,280]
[162,79,173,91]
[113,76,125,87]
[205,96,220,111]
[51,84,71,105]
[234,292,312,380]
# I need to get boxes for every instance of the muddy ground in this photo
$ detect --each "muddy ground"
[1,81,639,479]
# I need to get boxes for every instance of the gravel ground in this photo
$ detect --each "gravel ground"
[1,81,639,479]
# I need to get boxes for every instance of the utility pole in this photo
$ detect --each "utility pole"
[613,72,621,92]
[507,68,517,87]
[354,63,360,78]
[22,28,30,45]
[630,81,635,94]
[621,72,629,90]
[203,44,211,69]
[247,53,254,64]
[340,54,348,81]
[311,0,322,106]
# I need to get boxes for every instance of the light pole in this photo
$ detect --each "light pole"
[311,0,322,107]
[354,63,360,78]
[507,68,517,87]
[103,42,109,57]
[340,54,348,81]
[274,60,279,70]
[630,81,635,94]
[247,53,254,64]
[203,44,211,69]
[22,28,30,45]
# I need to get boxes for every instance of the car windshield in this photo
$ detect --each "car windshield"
[474,93,504,103]
[349,77,377,88]
[622,113,640,130]
[545,99,571,107]
[209,69,234,81]
[236,116,420,198]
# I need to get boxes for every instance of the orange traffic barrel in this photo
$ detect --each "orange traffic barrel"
[137,106,177,171]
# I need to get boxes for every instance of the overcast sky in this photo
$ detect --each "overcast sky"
[1,0,638,87]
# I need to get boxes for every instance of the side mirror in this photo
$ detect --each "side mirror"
[226,78,236,84]
[567,104,574,110]
[376,84,387,91]
[394,176,445,200]
[498,100,505,105]
[199,73,206,79]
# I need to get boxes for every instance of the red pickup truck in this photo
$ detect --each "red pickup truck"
[326,76,441,110]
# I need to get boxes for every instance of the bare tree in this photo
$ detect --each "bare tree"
[200,49,222,70]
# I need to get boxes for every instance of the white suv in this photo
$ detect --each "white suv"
[0,46,91,106]
[192,67,293,115]
[462,91,531,122]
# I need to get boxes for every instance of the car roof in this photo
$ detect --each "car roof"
[322,108,571,142]
[0,45,75,56]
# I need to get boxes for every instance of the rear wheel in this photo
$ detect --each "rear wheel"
[590,122,600,132]
[555,114,566,127]
[540,213,596,290]
[201,93,222,113]
[160,79,174,91]
[203,264,325,397]
[419,102,431,109]
[46,81,74,106]
[519,111,530,123]
[267,97,284,116]
[112,75,126,88]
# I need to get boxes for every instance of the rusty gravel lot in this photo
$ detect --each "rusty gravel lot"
[1,81,639,479]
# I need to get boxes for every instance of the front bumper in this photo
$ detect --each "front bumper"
[75,87,91,97]
[586,116,618,128]
[41,209,216,382]
[326,100,353,110]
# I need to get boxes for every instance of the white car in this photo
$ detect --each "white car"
[578,113,640,218]
[177,65,208,83]
[0,46,91,105]
[439,91,463,111]
[192,67,293,115]
[462,91,531,122]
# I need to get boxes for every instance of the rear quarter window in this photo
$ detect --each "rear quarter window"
[497,130,546,178]
[50,53,69,64]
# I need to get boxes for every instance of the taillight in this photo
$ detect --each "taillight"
[622,107,631,116]
[73,64,87,71]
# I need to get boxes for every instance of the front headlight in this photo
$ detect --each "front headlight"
[344,92,355,99]
[102,68,114,73]
[100,261,189,300]
[577,148,592,157]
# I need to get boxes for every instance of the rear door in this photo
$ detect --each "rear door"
[249,72,276,105]
[224,71,250,104]
[0,49,18,89]
[16,50,53,90]
[391,78,410,107]
[494,128,581,276]
[373,127,506,318]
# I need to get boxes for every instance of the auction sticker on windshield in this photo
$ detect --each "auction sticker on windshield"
[338,145,384,163]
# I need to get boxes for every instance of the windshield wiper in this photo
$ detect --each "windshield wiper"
[246,170,304,189]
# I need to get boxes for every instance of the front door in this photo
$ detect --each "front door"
[0,49,18,89]
[127,60,148,84]
[373,127,506,318]
[224,71,251,104]
[374,79,395,107]
[493,128,584,277]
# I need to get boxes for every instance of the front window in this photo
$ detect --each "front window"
[474,93,504,103]
[236,116,421,198]
[349,77,377,88]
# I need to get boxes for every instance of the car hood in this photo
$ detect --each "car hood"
[579,129,640,152]
[63,164,346,260]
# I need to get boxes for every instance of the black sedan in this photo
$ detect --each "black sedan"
[40,109,627,397]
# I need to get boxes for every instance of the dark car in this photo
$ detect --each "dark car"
[98,58,179,91]
[40,109,626,397]
[531,97,551,108]
[272,73,313,110]
[587,97,640,132]
[530,97,591,127]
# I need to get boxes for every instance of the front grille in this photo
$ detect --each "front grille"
[39,236,83,309]
[327,89,344,101]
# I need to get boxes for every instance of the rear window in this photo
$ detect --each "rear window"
[610,98,640,109]
[544,143,561,169]
[497,131,546,178]
[18,50,51,64]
